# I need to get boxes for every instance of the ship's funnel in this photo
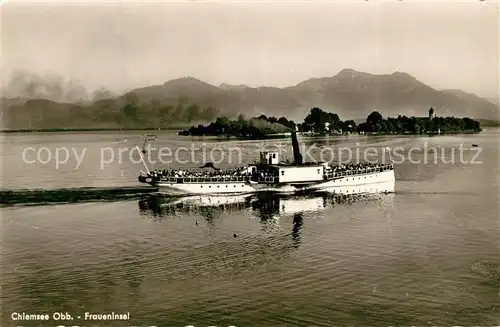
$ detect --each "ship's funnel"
[291,131,303,165]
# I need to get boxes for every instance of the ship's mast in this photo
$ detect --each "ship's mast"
[137,134,157,174]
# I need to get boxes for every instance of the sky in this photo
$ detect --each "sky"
[1,0,499,99]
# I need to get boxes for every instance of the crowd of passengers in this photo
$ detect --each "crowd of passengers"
[150,168,250,178]
[148,162,391,179]
[327,162,391,175]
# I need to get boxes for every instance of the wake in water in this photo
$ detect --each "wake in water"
[0,186,159,206]
[0,184,394,208]
[470,261,500,284]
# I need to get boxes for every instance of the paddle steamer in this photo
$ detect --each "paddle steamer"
[138,132,395,195]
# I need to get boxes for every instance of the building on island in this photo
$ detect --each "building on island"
[429,107,435,120]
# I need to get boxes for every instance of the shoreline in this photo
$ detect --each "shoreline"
[0,127,183,133]
[0,128,488,137]
[180,130,483,139]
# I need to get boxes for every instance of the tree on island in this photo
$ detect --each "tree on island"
[302,107,341,133]
[298,107,356,134]
[367,111,383,125]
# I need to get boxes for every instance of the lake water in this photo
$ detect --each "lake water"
[1,130,499,326]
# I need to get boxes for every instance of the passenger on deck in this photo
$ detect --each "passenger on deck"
[149,161,391,180]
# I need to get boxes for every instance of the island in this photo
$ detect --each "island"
[179,107,482,138]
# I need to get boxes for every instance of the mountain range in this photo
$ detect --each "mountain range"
[124,68,498,120]
[1,69,498,129]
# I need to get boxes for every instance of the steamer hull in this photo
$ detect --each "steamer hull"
[308,169,395,194]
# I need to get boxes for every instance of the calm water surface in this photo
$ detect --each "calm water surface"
[1,130,499,326]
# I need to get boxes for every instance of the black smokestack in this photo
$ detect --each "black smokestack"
[291,131,302,165]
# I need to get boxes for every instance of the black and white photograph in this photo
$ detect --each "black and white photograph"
[1,0,499,326]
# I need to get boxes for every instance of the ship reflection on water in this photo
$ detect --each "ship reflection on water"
[291,213,303,249]
[139,186,392,227]
[138,190,389,219]
[138,189,393,250]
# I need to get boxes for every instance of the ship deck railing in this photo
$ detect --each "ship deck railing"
[324,165,393,179]
[156,175,279,184]
[158,176,250,183]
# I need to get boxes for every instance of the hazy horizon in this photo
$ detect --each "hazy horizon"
[2,0,499,99]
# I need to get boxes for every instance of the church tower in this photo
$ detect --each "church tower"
[428,107,435,120]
